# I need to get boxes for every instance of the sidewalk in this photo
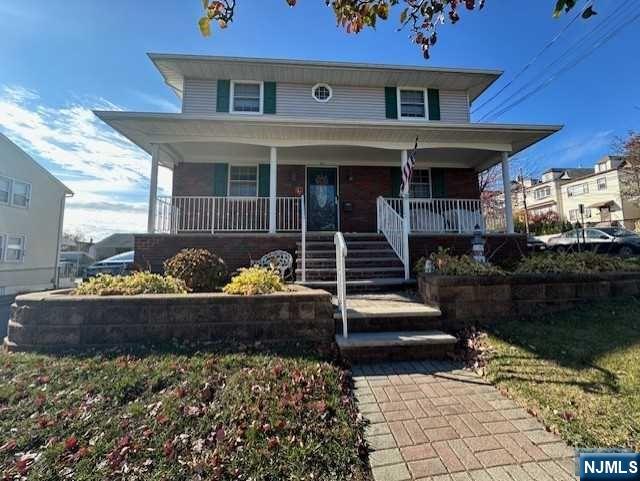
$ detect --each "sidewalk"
[353,361,577,481]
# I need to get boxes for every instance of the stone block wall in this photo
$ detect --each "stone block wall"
[419,272,640,328]
[4,286,334,352]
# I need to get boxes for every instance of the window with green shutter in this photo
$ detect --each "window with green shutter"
[390,167,402,196]
[431,168,447,198]
[263,82,276,114]
[385,87,398,119]
[427,89,441,120]
[216,80,230,113]
[258,164,270,197]
[213,163,228,196]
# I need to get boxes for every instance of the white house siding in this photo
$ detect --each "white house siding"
[181,79,471,123]
[182,79,218,116]
[0,136,68,295]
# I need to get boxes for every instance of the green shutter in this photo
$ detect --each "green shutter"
[390,167,402,197]
[263,82,276,114]
[258,164,270,197]
[213,163,228,196]
[428,88,441,121]
[216,80,230,113]
[431,168,446,198]
[385,87,398,119]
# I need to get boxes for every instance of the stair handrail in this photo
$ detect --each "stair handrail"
[376,196,410,279]
[334,231,348,338]
[300,195,306,282]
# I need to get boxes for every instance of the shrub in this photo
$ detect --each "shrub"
[515,251,640,274]
[416,248,505,277]
[222,266,285,295]
[163,248,228,292]
[75,272,188,296]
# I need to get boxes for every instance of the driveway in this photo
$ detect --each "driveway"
[354,361,577,481]
[0,295,14,340]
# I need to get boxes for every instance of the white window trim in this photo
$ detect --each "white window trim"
[0,234,4,262]
[0,175,31,209]
[409,167,433,198]
[533,186,551,200]
[2,234,26,264]
[597,177,607,191]
[311,83,333,103]
[229,80,264,115]
[227,164,259,198]
[397,87,430,121]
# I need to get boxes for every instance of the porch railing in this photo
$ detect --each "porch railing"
[334,232,348,338]
[384,197,485,233]
[155,196,303,233]
[377,197,409,278]
[300,195,307,282]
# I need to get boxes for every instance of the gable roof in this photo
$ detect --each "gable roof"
[0,132,73,195]
[148,53,502,103]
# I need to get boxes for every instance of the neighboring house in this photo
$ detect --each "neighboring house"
[0,133,73,295]
[95,54,560,283]
[89,233,134,261]
[560,156,640,230]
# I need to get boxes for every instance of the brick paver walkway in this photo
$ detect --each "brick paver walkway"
[353,361,577,481]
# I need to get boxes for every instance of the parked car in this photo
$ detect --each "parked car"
[84,251,135,279]
[527,235,547,252]
[547,228,640,257]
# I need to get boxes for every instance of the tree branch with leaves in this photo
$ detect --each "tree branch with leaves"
[199,0,596,59]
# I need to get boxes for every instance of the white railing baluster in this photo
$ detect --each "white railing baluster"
[301,195,306,283]
[334,232,348,338]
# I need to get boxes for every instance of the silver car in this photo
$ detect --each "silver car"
[547,228,640,257]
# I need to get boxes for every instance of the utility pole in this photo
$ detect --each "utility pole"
[519,169,530,235]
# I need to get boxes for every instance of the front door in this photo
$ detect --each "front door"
[306,167,338,231]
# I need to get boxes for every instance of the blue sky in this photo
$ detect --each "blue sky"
[0,0,638,239]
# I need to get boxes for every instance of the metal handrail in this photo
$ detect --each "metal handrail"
[377,196,409,279]
[300,195,306,283]
[334,232,348,338]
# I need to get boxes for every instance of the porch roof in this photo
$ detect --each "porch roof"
[94,111,561,171]
[148,53,502,102]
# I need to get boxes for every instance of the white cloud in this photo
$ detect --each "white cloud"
[0,85,172,241]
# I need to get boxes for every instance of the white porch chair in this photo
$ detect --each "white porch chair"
[257,250,294,280]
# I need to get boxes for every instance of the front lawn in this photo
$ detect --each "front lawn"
[483,297,640,450]
[0,346,369,481]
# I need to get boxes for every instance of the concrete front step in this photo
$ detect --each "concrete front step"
[296,248,395,259]
[297,267,405,281]
[298,241,391,250]
[296,256,402,267]
[298,277,415,293]
[335,331,457,362]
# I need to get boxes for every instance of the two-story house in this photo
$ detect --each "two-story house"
[95,54,561,286]
[560,155,640,229]
[0,133,73,295]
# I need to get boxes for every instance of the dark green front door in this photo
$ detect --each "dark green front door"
[307,167,338,231]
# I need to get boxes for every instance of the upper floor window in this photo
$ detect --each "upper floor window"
[533,186,551,200]
[399,89,426,119]
[567,183,588,197]
[0,176,10,204]
[231,81,262,114]
[0,176,31,208]
[228,166,258,197]
[597,177,607,191]
[312,83,332,103]
[3,234,25,263]
[410,169,431,198]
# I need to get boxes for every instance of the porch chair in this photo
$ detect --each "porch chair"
[257,250,294,280]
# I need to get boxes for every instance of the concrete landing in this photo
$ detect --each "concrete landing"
[336,331,457,348]
[334,293,441,320]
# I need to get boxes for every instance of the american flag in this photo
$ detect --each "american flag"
[400,137,419,196]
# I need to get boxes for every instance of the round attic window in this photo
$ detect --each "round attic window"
[312,83,332,103]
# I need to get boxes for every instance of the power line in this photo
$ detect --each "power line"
[472,3,586,114]
[480,3,640,121]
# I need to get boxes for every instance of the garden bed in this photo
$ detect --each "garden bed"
[419,271,640,326]
[4,286,334,352]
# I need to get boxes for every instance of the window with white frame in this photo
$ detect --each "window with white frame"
[0,235,4,260]
[312,83,332,102]
[569,209,578,222]
[533,186,551,200]
[567,183,589,197]
[5,235,25,262]
[410,169,431,198]
[231,82,262,113]
[399,89,426,119]
[228,166,258,197]
[12,180,31,207]
[597,177,607,191]
[0,176,10,204]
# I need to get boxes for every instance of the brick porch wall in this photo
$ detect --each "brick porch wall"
[135,234,299,274]
[339,166,393,232]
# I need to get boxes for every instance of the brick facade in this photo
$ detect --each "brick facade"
[339,166,393,232]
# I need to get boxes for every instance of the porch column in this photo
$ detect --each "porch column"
[501,151,515,234]
[269,147,277,234]
[401,150,411,280]
[147,144,160,234]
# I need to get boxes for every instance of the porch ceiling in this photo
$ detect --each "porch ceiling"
[94,112,561,171]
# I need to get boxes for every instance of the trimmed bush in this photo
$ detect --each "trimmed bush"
[416,248,505,277]
[223,266,285,295]
[515,251,640,274]
[163,248,228,292]
[75,272,188,296]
